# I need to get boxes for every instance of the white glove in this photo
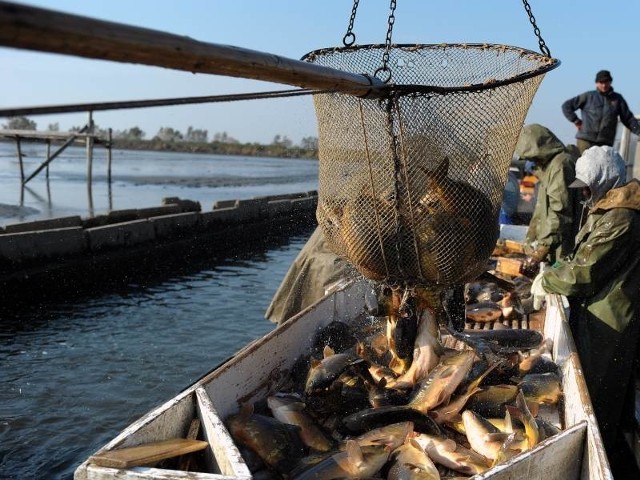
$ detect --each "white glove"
[530,272,548,311]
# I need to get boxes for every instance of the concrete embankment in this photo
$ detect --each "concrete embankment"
[0,191,317,290]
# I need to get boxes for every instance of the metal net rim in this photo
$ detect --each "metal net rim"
[302,43,560,95]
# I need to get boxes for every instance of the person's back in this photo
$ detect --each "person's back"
[514,124,582,270]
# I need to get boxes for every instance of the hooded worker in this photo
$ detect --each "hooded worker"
[265,226,355,324]
[514,124,583,275]
[530,145,640,474]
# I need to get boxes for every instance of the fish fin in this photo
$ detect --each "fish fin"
[409,438,423,451]
[323,345,335,358]
[469,359,504,391]
[309,358,322,369]
[504,409,513,433]
[345,439,364,466]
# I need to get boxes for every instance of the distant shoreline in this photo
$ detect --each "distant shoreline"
[0,137,319,161]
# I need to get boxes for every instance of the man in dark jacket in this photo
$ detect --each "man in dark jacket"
[562,69,640,153]
[514,124,582,275]
[530,145,640,477]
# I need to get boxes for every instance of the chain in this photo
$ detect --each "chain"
[522,0,551,57]
[375,0,397,82]
[385,96,405,280]
[343,0,360,46]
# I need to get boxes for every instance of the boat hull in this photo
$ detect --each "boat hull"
[75,281,612,480]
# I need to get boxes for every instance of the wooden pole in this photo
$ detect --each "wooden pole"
[23,128,87,184]
[0,1,384,98]
[86,111,94,197]
[45,139,51,180]
[107,127,112,185]
[15,136,24,183]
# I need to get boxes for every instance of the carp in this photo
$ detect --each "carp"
[267,395,335,452]
[387,308,443,389]
[291,440,390,480]
[408,349,475,412]
[227,406,305,475]
[305,345,364,394]
[461,410,510,461]
[517,372,563,405]
[413,433,490,475]
[387,440,441,480]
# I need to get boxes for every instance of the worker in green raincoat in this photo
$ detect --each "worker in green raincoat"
[265,226,356,324]
[531,145,640,477]
[514,124,583,275]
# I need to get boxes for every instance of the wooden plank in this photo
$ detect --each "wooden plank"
[89,438,208,469]
[0,2,383,97]
[504,239,525,254]
[177,418,201,471]
[195,387,251,478]
[495,257,523,276]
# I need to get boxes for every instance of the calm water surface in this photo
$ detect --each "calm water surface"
[0,143,319,479]
[0,142,318,224]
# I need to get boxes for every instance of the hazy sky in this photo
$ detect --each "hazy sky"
[2,0,640,145]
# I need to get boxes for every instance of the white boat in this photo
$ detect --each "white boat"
[74,272,612,480]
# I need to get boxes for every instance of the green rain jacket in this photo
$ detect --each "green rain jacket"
[265,227,355,324]
[541,179,640,332]
[514,124,582,262]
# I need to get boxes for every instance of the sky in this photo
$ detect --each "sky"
[1,0,640,145]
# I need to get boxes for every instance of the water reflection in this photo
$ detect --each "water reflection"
[0,223,316,479]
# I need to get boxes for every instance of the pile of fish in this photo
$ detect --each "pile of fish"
[225,285,562,480]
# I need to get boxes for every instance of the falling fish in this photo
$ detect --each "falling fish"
[387,308,443,389]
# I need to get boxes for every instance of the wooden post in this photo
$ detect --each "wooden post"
[15,136,24,183]
[86,111,93,195]
[45,139,51,180]
[86,111,95,216]
[107,127,112,185]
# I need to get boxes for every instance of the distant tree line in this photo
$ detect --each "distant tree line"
[1,116,319,160]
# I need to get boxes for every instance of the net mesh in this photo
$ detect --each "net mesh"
[303,43,557,287]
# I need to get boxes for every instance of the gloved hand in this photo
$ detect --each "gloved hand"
[520,245,550,278]
[520,256,540,277]
[530,272,548,311]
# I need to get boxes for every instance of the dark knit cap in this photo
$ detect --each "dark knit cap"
[595,70,612,82]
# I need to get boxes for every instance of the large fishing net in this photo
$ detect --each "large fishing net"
[303,43,558,288]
